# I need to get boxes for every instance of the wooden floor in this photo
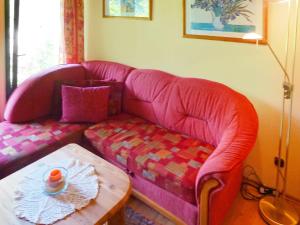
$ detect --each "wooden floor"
[127,194,300,225]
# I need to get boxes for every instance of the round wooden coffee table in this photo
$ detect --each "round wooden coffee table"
[0,144,132,225]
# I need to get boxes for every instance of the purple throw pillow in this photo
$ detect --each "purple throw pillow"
[60,86,110,123]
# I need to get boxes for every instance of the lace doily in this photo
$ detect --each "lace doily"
[14,159,99,224]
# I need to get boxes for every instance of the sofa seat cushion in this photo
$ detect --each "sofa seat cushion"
[84,114,155,167]
[84,114,215,204]
[0,119,87,177]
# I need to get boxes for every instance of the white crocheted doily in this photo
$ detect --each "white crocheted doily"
[14,159,99,224]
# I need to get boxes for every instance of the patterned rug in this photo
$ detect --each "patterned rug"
[125,206,160,225]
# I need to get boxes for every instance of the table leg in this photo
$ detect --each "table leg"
[108,207,125,225]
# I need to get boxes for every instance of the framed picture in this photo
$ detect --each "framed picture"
[183,0,268,44]
[103,0,152,20]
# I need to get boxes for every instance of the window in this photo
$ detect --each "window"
[6,0,62,88]
[17,0,62,84]
[6,0,84,96]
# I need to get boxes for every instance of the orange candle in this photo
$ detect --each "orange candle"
[49,169,62,182]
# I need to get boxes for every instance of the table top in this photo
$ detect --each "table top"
[0,144,131,225]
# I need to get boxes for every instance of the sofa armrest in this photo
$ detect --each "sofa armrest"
[197,165,243,225]
[196,110,258,193]
[4,64,86,123]
[196,99,258,225]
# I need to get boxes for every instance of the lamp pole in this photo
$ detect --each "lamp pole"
[259,0,299,224]
[243,0,299,224]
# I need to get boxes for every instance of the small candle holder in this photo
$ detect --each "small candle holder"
[43,167,68,195]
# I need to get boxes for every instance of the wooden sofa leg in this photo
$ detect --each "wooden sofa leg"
[198,179,220,225]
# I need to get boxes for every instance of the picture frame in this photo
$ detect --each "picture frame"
[103,0,153,20]
[183,0,268,44]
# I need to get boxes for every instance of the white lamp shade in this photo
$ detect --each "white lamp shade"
[243,32,263,40]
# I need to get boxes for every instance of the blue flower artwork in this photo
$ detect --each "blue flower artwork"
[121,0,135,13]
[190,0,256,33]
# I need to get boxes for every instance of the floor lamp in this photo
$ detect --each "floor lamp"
[243,0,299,224]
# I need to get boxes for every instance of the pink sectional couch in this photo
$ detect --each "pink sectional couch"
[0,61,258,225]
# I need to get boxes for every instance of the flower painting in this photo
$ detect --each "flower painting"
[184,0,267,43]
[104,0,152,19]
[121,0,135,14]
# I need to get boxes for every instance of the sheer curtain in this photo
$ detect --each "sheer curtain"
[17,0,62,84]
[62,0,84,64]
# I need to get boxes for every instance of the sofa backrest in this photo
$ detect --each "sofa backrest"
[5,61,257,148]
[82,60,134,82]
[4,64,86,123]
[123,69,176,126]
[5,61,134,123]
[167,78,249,147]
[124,69,257,147]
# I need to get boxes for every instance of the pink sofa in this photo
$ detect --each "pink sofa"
[0,61,258,225]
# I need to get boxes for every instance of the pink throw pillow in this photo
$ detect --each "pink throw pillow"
[61,86,110,123]
[52,80,123,118]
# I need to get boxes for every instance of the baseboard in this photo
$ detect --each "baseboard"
[132,189,186,225]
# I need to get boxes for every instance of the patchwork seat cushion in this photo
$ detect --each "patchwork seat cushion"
[84,114,153,167]
[84,114,215,204]
[0,119,87,177]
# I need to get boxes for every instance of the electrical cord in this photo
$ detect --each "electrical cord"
[240,165,276,201]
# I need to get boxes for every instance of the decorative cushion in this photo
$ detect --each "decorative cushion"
[93,80,124,116]
[61,86,110,123]
[0,119,87,176]
[52,80,123,118]
[84,114,215,204]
